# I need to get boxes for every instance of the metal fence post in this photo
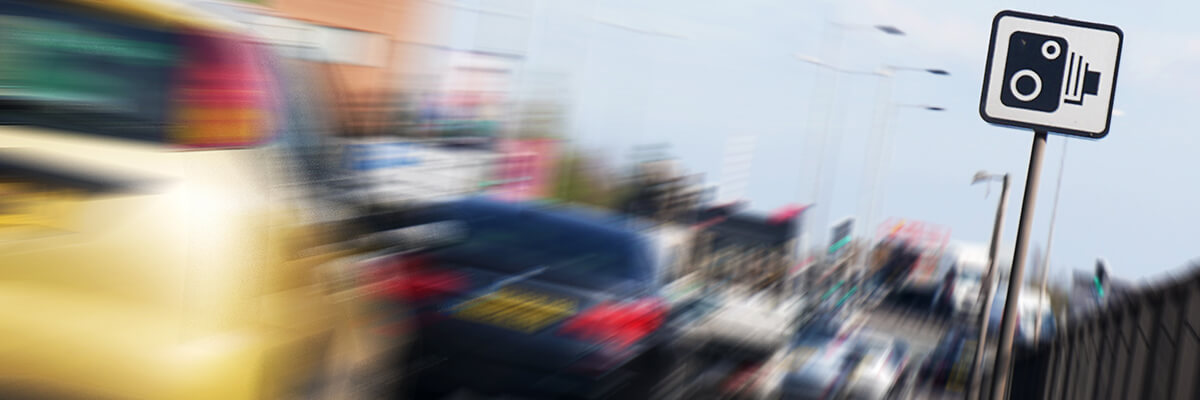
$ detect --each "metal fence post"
[1167,289,1192,398]
[1065,326,1084,398]
[1183,285,1200,399]
[1140,293,1169,399]
[1115,300,1140,400]
[1124,303,1145,398]
[1078,317,1100,400]
[1100,306,1129,400]
[1046,329,1068,400]
[1092,315,1112,400]
[1155,293,1182,398]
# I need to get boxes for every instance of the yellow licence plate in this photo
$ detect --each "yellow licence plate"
[451,287,577,333]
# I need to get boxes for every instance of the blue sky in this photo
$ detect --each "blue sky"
[506,0,1200,281]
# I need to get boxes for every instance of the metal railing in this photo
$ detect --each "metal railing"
[1010,265,1200,400]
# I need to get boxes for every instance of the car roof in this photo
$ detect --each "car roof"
[61,0,242,33]
[447,197,643,237]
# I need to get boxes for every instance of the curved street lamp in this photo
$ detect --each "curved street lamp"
[967,170,1010,400]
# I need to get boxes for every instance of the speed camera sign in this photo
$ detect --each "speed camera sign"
[980,11,1123,139]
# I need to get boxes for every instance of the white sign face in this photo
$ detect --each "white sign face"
[980,11,1123,139]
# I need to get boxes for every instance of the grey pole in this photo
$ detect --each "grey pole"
[854,73,892,276]
[990,130,1049,400]
[1035,141,1067,348]
[968,172,1009,400]
[809,23,844,261]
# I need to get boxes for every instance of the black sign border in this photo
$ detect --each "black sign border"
[979,10,1124,139]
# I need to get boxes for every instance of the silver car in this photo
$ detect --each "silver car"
[781,343,857,400]
[842,335,910,400]
[780,333,910,400]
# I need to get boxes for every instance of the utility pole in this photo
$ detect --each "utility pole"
[968,172,1010,400]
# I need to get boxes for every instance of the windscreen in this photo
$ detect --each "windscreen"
[428,201,654,290]
[0,0,180,141]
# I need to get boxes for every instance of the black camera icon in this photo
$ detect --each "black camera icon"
[1001,31,1101,112]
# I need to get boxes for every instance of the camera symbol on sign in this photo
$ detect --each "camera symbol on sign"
[1001,31,1102,112]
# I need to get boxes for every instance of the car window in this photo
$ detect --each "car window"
[0,0,181,141]
[429,201,654,289]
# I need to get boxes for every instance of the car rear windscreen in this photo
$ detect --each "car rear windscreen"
[429,201,655,290]
[0,0,180,141]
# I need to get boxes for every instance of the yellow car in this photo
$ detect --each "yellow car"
[0,0,386,398]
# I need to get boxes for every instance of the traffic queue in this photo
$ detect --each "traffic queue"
[349,196,928,399]
[0,1,1060,399]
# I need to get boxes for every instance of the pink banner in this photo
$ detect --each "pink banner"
[491,139,559,201]
[876,218,952,282]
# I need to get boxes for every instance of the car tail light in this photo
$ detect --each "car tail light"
[171,30,272,149]
[559,297,666,349]
[372,255,466,302]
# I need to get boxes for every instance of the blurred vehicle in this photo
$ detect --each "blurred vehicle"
[793,314,847,349]
[750,312,849,400]
[988,284,1057,346]
[779,329,909,400]
[950,276,982,318]
[373,198,678,399]
[916,327,975,393]
[0,0,368,398]
[780,339,857,400]
[867,242,922,291]
[673,290,807,399]
[917,285,1057,394]
[842,334,910,400]
[932,267,957,315]
[880,282,939,313]
[935,245,987,317]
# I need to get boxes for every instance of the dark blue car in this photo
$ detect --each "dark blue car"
[375,198,676,399]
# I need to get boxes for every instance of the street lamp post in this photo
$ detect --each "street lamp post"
[862,63,948,217]
[968,171,1010,400]
[793,57,948,274]
[857,99,946,276]
[795,21,905,267]
[859,65,948,274]
[865,100,946,222]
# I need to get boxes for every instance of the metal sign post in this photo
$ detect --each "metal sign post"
[977,10,1122,399]
[989,130,1046,400]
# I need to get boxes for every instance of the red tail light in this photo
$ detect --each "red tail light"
[559,298,667,349]
[171,30,272,149]
[372,255,466,302]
